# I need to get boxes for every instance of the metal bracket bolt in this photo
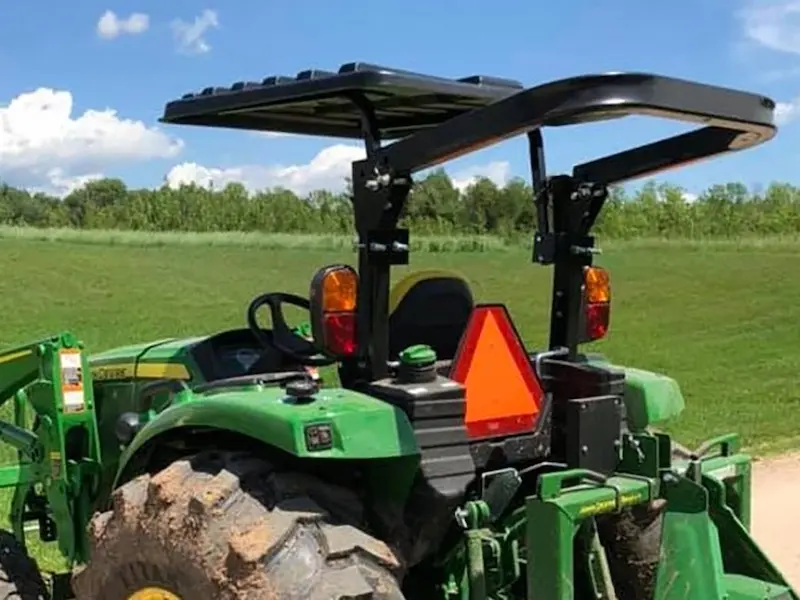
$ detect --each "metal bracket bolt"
[363,241,409,253]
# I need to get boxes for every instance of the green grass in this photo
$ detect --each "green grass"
[3,224,800,253]
[1,230,799,573]
[1,230,798,448]
[0,225,515,253]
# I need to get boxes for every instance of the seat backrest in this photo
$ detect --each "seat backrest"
[388,269,475,361]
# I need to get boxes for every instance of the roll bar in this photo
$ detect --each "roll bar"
[161,62,777,378]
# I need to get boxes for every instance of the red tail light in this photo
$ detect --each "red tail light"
[581,266,610,343]
[585,302,610,340]
[322,312,357,356]
[309,265,359,358]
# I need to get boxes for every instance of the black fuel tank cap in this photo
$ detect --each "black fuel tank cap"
[285,378,319,402]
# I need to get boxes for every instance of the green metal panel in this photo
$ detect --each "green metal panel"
[622,366,685,430]
[698,450,753,531]
[116,385,420,481]
[137,336,207,360]
[526,470,655,600]
[89,336,203,381]
[704,472,798,599]
[89,338,177,364]
[0,345,39,405]
[655,474,729,599]
[92,380,138,508]
[89,335,207,364]
[515,431,799,600]
[586,357,686,430]
[0,333,103,567]
[724,574,794,599]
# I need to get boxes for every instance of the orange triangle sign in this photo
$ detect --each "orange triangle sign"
[450,304,543,439]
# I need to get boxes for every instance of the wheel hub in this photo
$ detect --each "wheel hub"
[127,588,181,600]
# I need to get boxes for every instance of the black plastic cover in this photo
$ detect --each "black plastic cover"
[160,62,523,140]
[161,64,777,186]
[374,72,777,179]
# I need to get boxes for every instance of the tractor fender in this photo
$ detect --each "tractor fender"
[113,386,421,489]
[585,356,686,430]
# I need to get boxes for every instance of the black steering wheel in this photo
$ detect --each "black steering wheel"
[246,292,335,367]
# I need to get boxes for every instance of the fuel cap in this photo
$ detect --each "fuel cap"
[285,378,319,401]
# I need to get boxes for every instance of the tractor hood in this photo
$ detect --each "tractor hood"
[90,336,205,363]
[88,328,279,384]
[89,335,209,383]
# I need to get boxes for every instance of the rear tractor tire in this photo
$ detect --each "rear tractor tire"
[0,530,48,599]
[71,451,406,600]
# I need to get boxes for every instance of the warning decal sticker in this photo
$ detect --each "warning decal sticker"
[59,349,86,414]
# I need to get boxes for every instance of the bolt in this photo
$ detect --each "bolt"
[454,507,469,528]
[662,472,679,485]
[365,173,391,190]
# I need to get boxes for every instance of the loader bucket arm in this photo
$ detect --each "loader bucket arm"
[0,333,103,569]
[0,343,43,408]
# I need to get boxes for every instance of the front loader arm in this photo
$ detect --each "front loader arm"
[0,333,103,568]
[0,341,43,409]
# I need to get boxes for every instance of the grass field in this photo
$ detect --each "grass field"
[1,229,799,574]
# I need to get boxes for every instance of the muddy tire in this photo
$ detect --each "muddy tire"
[0,530,49,599]
[71,451,406,600]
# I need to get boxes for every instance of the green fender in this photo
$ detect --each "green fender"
[585,353,686,430]
[113,385,421,490]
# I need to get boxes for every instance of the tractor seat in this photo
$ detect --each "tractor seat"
[388,269,475,364]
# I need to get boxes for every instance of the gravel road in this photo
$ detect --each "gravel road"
[751,452,800,589]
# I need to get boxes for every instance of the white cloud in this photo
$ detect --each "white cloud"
[760,65,800,80]
[251,131,292,139]
[166,144,511,196]
[0,87,183,196]
[166,144,363,195]
[736,2,800,125]
[739,0,800,54]
[775,97,800,123]
[96,10,149,40]
[34,170,105,197]
[450,161,511,192]
[171,9,219,55]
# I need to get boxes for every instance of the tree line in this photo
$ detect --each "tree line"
[1,171,799,239]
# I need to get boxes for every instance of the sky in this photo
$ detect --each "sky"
[0,0,799,198]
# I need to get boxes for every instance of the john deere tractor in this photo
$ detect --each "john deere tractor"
[0,63,795,599]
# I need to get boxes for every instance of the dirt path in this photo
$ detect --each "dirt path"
[751,452,800,589]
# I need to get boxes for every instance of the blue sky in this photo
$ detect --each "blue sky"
[0,0,798,196]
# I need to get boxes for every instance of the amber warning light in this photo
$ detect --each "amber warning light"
[309,264,359,358]
[450,305,544,439]
[581,266,611,342]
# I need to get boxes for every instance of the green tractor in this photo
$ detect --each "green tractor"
[0,63,795,599]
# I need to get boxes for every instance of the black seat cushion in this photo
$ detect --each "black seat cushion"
[388,271,474,361]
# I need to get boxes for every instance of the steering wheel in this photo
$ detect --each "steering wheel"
[246,292,335,367]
